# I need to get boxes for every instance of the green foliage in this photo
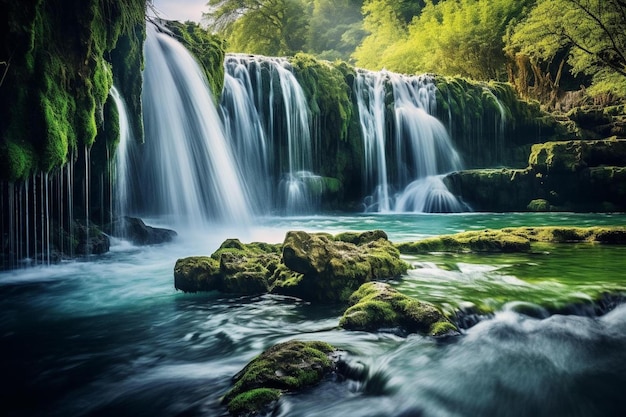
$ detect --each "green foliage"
[0,0,146,179]
[206,0,309,56]
[306,0,365,61]
[508,0,626,99]
[351,0,408,70]
[356,0,532,80]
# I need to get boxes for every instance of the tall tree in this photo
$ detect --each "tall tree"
[204,0,309,56]
[353,0,530,80]
[507,0,626,98]
[306,0,365,61]
[351,0,415,69]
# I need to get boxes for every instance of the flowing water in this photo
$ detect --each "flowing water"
[2,213,626,417]
[221,54,316,215]
[354,71,465,213]
[129,24,252,226]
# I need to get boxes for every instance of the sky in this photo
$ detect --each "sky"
[150,0,207,24]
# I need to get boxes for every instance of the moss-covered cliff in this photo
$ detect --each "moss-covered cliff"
[0,0,145,180]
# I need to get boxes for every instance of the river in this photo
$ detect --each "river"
[2,213,626,416]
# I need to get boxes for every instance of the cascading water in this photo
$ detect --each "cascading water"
[220,54,318,215]
[355,70,468,213]
[131,24,252,227]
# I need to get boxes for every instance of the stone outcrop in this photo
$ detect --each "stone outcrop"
[396,226,626,254]
[222,340,337,416]
[445,137,626,212]
[340,282,458,336]
[174,230,409,302]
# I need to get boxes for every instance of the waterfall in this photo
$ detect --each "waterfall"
[220,54,317,215]
[355,70,467,213]
[133,24,252,227]
[110,86,133,235]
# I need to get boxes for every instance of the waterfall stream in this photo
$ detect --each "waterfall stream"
[355,70,467,213]
[221,54,318,215]
[130,24,252,227]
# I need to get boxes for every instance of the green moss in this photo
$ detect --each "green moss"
[340,282,457,336]
[527,199,551,212]
[223,340,336,415]
[528,138,626,174]
[397,226,626,255]
[227,388,281,415]
[174,256,221,292]
[0,0,145,179]
[0,140,36,181]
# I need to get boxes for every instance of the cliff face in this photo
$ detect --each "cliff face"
[0,0,145,181]
[0,0,146,268]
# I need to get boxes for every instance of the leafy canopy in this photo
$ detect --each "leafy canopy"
[508,0,626,96]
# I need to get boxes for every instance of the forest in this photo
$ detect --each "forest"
[204,0,626,107]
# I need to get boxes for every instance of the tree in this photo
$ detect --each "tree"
[204,0,309,56]
[351,0,413,69]
[306,0,365,61]
[355,0,531,80]
[507,0,626,99]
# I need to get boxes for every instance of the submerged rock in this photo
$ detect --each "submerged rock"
[175,230,408,302]
[222,340,337,416]
[340,282,458,336]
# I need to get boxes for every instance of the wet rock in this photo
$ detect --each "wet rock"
[222,340,337,416]
[74,222,110,255]
[114,216,177,245]
[174,239,281,295]
[175,230,408,303]
[174,256,221,293]
[340,282,458,337]
[276,230,408,303]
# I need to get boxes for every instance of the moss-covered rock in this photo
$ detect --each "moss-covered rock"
[396,226,626,255]
[276,230,409,303]
[340,282,457,336]
[222,340,337,416]
[175,230,408,303]
[174,256,221,293]
[528,137,626,174]
[174,239,281,295]
[527,199,552,212]
[443,168,537,211]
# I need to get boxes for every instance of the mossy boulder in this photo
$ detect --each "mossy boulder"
[527,199,552,212]
[222,340,337,416]
[396,226,626,255]
[175,230,408,303]
[174,239,282,294]
[276,230,409,303]
[528,137,626,174]
[340,282,458,336]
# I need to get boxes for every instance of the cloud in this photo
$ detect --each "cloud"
[151,0,207,23]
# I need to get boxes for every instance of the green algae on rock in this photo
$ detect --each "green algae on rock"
[276,230,409,303]
[396,226,626,254]
[174,238,282,295]
[340,282,458,336]
[222,340,337,416]
[175,230,409,303]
